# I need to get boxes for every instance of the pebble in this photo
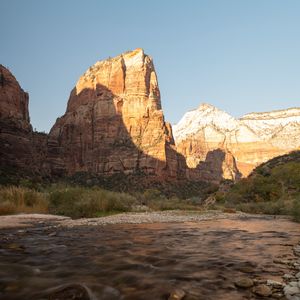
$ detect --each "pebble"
[33,268,41,275]
[168,288,186,300]
[253,278,267,284]
[48,232,57,237]
[252,284,272,297]
[289,282,299,288]
[286,294,300,300]
[47,283,120,300]
[273,258,290,265]
[234,277,254,288]
[267,279,285,288]
[4,283,20,292]
[120,287,136,293]
[6,243,25,251]
[284,285,300,296]
[238,266,255,273]
[284,274,296,280]
[294,246,300,255]
[47,284,90,300]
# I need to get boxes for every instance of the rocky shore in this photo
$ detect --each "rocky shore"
[282,243,300,300]
[0,210,232,229]
[0,210,289,229]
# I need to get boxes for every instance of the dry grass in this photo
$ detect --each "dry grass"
[0,186,48,215]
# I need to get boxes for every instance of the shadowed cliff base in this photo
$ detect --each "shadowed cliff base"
[43,49,242,184]
[0,51,246,186]
[65,171,218,199]
[0,65,221,198]
[44,48,183,178]
[46,83,187,180]
[0,92,237,194]
[0,65,48,176]
[44,47,235,183]
[45,83,234,187]
[186,149,242,183]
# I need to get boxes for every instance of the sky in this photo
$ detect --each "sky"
[1,0,300,132]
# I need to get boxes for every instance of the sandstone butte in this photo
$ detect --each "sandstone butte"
[1,50,300,183]
[46,48,185,179]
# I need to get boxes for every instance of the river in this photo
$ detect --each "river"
[0,214,299,300]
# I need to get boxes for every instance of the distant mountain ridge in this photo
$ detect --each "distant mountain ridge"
[173,103,300,179]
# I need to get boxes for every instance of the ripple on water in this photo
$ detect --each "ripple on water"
[0,216,299,300]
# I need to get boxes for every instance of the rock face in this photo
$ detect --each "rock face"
[47,49,183,178]
[173,103,300,180]
[0,65,30,128]
[0,65,47,173]
[3,51,300,184]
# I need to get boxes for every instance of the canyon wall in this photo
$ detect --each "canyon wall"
[2,51,300,184]
[47,49,184,178]
[0,65,47,174]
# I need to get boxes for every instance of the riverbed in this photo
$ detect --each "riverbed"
[0,212,299,300]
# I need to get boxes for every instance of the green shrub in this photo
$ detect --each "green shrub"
[292,198,300,222]
[215,192,225,203]
[48,187,136,218]
[233,200,290,215]
[146,196,201,211]
[223,157,300,220]
[143,189,162,201]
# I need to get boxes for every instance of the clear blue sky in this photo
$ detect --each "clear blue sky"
[1,0,300,132]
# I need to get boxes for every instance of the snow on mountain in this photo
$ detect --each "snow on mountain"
[173,103,238,142]
[240,107,300,140]
[173,103,300,179]
[173,103,300,144]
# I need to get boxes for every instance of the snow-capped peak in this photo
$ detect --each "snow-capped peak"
[173,103,300,143]
[173,103,238,142]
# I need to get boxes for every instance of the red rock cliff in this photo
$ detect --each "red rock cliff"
[0,65,47,173]
[47,49,182,178]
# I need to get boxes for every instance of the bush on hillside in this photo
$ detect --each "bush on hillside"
[292,197,300,222]
[223,160,300,220]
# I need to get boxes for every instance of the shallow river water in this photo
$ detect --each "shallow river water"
[0,215,299,300]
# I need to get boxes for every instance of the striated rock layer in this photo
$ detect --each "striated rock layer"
[173,103,300,180]
[47,49,184,178]
[0,65,47,174]
[3,50,300,184]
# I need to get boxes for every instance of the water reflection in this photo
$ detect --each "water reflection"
[0,216,299,300]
